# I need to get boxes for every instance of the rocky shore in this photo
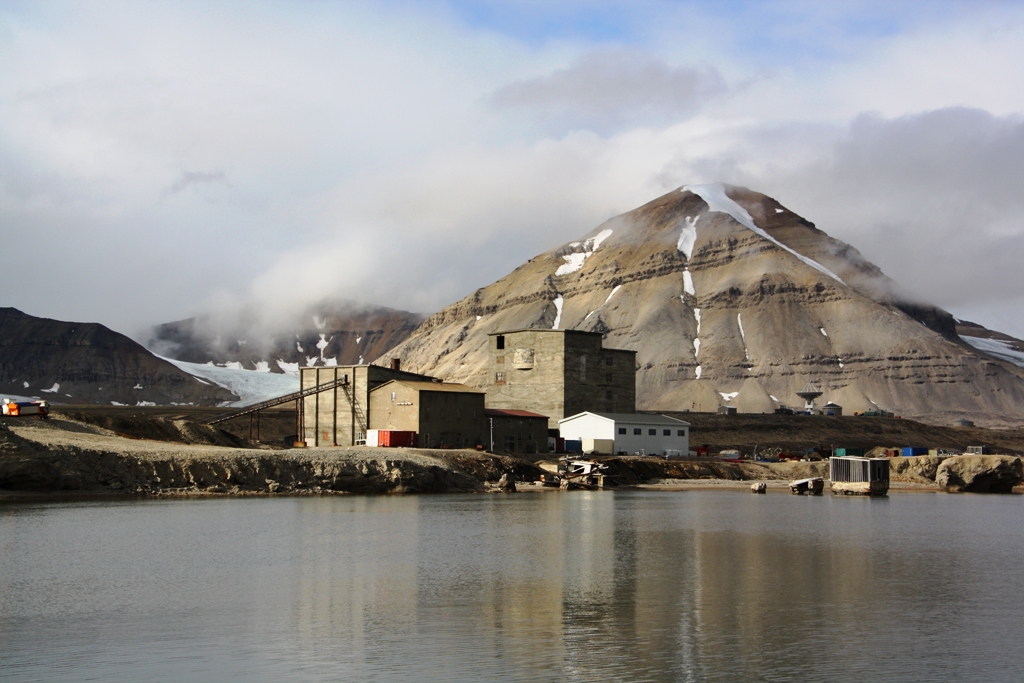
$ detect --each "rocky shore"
[2,417,1021,497]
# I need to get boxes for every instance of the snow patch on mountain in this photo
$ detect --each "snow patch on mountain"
[961,335,1024,368]
[605,285,621,304]
[683,184,845,285]
[160,356,299,407]
[677,216,698,260]
[683,270,695,296]
[555,228,613,276]
[738,313,749,360]
[552,295,564,329]
[694,308,701,334]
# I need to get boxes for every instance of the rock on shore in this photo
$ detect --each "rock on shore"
[935,455,1024,493]
[0,421,488,495]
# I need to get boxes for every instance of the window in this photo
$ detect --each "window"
[580,356,587,380]
[605,373,613,382]
[677,429,686,437]
[649,428,657,436]
[391,391,396,402]
[618,427,626,435]
[663,429,671,436]
[495,372,505,384]
[605,356,613,366]
[496,335,505,350]
[633,428,641,435]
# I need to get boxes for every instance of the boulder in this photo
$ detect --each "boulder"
[935,455,1023,493]
[889,456,947,483]
[495,472,516,492]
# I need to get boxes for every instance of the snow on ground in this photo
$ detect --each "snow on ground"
[41,383,60,393]
[775,208,784,214]
[737,313,750,361]
[693,338,700,357]
[683,184,845,285]
[695,366,702,379]
[677,216,698,260]
[770,395,779,402]
[277,360,299,373]
[555,228,613,276]
[552,295,564,330]
[961,335,1024,368]
[313,316,326,330]
[604,285,621,304]
[556,253,588,276]
[694,308,701,334]
[719,391,739,401]
[160,356,300,407]
[683,270,695,296]
[820,327,828,337]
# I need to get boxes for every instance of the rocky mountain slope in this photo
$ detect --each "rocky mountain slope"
[379,184,1024,427]
[147,300,423,372]
[0,307,236,406]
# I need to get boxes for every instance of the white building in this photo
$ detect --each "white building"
[558,412,691,456]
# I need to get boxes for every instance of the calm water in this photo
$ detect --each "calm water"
[1,490,1022,682]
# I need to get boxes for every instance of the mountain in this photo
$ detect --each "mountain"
[0,307,237,406]
[378,184,1024,428]
[147,300,424,372]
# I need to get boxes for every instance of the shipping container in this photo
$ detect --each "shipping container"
[835,447,865,457]
[378,430,416,447]
[902,447,929,457]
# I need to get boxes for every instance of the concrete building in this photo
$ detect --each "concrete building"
[487,329,636,429]
[484,408,549,454]
[558,412,691,456]
[299,362,436,447]
[368,380,486,449]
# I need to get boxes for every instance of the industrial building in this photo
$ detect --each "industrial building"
[299,361,436,447]
[368,380,486,449]
[484,408,549,454]
[486,329,636,428]
[557,412,690,456]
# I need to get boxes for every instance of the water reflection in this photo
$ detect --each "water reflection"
[2,492,1023,682]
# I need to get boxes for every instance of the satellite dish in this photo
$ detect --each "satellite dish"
[796,382,823,411]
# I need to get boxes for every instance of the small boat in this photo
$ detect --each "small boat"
[750,482,767,494]
[790,477,824,495]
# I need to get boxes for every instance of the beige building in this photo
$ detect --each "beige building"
[486,329,637,428]
[299,363,435,447]
[368,380,486,449]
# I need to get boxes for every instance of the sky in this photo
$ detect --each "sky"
[2,0,1023,339]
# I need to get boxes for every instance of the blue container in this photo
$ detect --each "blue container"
[564,440,582,454]
[902,447,929,457]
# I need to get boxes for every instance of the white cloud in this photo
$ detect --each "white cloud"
[1,0,1024,341]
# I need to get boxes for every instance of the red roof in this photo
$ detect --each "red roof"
[484,408,549,419]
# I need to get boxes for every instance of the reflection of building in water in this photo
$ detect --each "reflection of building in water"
[290,496,423,658]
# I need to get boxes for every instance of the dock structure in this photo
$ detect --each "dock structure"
[829,456,889,496]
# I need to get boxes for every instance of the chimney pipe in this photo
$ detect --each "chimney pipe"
[391,358,401,371]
